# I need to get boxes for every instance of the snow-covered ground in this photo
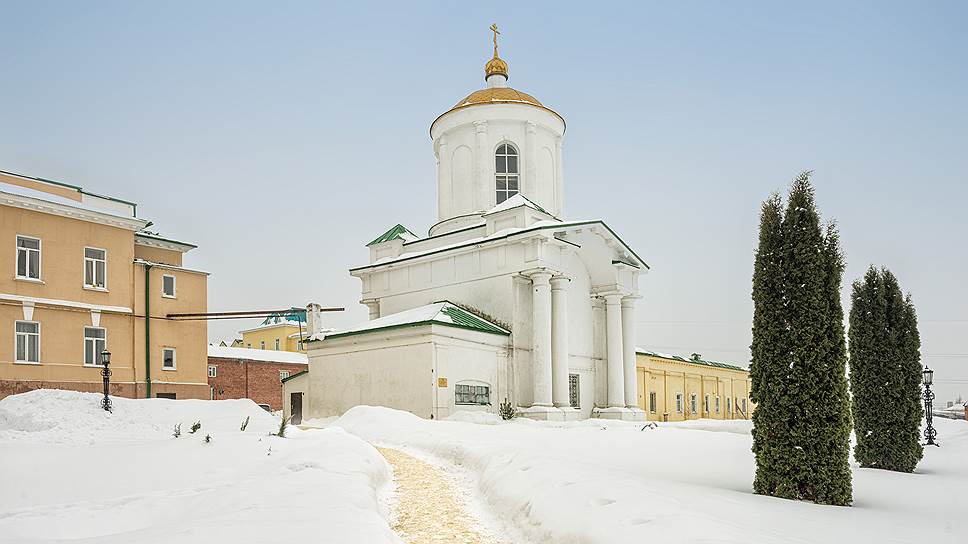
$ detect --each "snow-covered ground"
[1,391,965,543]
[0,390,399,543]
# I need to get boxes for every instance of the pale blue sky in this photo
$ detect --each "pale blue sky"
[2,2,966,401]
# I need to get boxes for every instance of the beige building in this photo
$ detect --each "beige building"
[636,350,752,422]
[238,309,310,353]
[0,169,209,399]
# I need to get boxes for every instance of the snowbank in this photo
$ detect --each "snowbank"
[337,406,968,544]
[0,389,279,445]
[0,390,400,544]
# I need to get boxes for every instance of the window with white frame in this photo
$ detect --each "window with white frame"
[727,397,732,413]
[15,321,40,363]
[690,394,698,415]
[704,394,710,414]
[279,370,290,382]
[84,327,106,366]
[568,373,580,408]
[675,393,684,413]
[260,341,265,350]
[16,236,41,280]
[84,247,107,289]
[297,341,304,351]
[162,348,176,369]
[648,391,657,413]
[274,338,280,350]
[715,396,721,414]
[741,398,747,414]
[208,365,217,378]
[162,274,176,298]
[494,143,519,204]
[455,383,490,405]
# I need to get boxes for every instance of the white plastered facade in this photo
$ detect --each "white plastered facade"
[288,62,648,422]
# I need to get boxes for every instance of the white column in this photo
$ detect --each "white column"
[531,271,553,407]
[604,294,625,408]
[363,299,380,321]
[550,275,570,408]
[474,120,489,212]
[622,297,638,409]
[436,135,450,221]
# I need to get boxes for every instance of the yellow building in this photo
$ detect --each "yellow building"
[0,169,209,399]
[239,309,310,353]
[636,349,752,422]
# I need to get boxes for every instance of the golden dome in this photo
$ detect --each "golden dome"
[452,87,542,110]
[485,56,508,79]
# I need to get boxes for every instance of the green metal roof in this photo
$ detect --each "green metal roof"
[636,349,747,373]
[367,224,418,246]
[322,301,510,341]
[281,370,308,383]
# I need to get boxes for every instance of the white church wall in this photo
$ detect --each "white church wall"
[429,327,509,419]
[431,103,565,233]
[303,330,435,419]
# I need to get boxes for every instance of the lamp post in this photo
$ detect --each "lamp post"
[922,365,938,447]
[101,349,112,412]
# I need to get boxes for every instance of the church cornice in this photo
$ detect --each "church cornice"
[350,219,649,274]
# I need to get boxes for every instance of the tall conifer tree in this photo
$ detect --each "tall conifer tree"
[750,172,852,506]
[848,266,923,472]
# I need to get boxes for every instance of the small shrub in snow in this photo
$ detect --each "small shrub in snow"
[172,424,181,438]
[240,416,250,431]
[204,434,212,444]
[276,416,290,438]
[499,398,516,420]
[189,421,202,434]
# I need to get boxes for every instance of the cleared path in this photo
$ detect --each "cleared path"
[378,447,504,544]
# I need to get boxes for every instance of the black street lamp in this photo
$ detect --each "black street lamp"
[922,365,938,447]
[101,349,112,412]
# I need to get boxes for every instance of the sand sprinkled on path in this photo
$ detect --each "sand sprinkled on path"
[379,447,505,544]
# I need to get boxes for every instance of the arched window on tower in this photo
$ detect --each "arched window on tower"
[495,143,519,204]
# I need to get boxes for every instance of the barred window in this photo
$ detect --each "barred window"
[455,383,490,405]
[648,391,657,413]
[690,394,698,415]
[675,393,684,413]
[568,374,580,408]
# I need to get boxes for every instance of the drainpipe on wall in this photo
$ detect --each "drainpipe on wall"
[144,263,152,398]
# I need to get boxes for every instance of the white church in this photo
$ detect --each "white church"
[285,29,648,421]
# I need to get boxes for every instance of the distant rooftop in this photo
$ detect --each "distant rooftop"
[207,345,307,364]
[637,348,747,372]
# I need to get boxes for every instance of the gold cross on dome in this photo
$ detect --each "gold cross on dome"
[490,23,500,57]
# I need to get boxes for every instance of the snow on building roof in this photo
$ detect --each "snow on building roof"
[207,345,308,364]
[636,347,747,373]
[322,301,510,341]
[483,193,551,216]
[352,219,649,271]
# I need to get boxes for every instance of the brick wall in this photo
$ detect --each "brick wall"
[207,357,307,411]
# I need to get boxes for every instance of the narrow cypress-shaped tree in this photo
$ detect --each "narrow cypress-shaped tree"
[750,172,853,506]
[849,266,923,472]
